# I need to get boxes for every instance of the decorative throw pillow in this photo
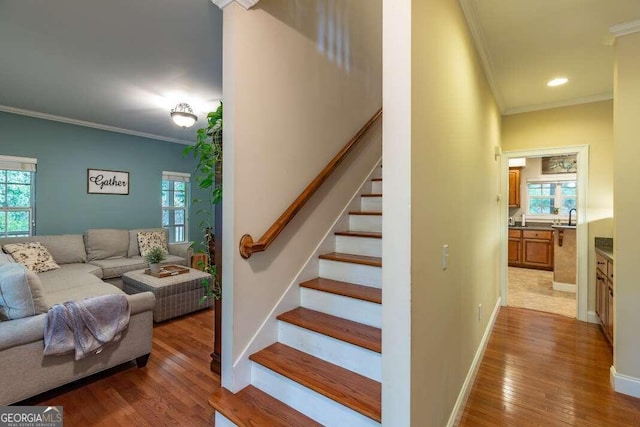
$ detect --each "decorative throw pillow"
[3,242,60,273]
[0,263,48,321]
[137,231,169,257]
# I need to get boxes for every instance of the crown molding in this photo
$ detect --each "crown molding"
[0,105,194,145]
[609,20,640,38]
[458,0,505,112]
[212,0,259,10]
[502,93,613,116]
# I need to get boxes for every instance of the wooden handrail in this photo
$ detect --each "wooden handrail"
[239,108,382,259]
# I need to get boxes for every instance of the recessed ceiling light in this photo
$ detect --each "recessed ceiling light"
[547,77,569,87]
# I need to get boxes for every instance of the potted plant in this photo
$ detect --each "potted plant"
[183,102,222,301]
[144,246,167,273]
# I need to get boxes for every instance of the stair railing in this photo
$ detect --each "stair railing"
[239,108,382,259]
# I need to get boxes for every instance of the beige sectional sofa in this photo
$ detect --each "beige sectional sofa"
[0,228,191,405]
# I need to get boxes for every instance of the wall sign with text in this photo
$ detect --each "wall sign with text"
[87,169,130,195]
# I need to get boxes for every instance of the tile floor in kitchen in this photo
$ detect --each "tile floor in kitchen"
[508,266,576,318]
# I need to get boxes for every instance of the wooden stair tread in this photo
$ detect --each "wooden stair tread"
[349,211,382,216]
[300,277,382,304]
[371,178,382,181]
[361,193,382,197]
[250,343,381,422]
[335,230,382,239]
[277,307,381,352]
[209,385,321,427]
[319,252,382,267]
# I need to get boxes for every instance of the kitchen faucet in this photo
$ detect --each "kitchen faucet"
[568,208,577,226]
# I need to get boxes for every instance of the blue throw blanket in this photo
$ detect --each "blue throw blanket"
[43,294,130,360]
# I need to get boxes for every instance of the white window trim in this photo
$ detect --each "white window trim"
[0,155,37,172]
[525,179,577,220]
[162,171,190,243]
[0,155,37,236]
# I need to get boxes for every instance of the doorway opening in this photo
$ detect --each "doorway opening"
[500,145,589,321]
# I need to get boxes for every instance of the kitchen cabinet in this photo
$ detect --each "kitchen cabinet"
[508,228,554,270]
[522,230,553,270]
[508,229,522,264]
[596,251,614,346]
[508,168,521,208]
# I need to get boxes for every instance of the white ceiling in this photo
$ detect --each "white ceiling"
[1,1,639,138]
[0,0,222,145]
[461,0,640,114]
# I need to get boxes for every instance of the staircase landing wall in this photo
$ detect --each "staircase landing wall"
[221,0,382,391]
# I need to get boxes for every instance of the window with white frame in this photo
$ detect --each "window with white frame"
[0,156,36,237]
[527,180,576,217]
[162,171,190,243]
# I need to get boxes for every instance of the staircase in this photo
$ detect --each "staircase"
[211,177,383,427]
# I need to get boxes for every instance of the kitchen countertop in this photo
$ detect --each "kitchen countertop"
[595,246,614,261]
[595,237,613,261]
[509,223,554,231]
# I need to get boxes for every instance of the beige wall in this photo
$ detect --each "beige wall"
[502,101,614,311]
[221,0,382,387]
[409,0,502,424]
[613,32,640,379]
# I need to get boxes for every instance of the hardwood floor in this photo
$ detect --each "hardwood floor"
[22,308,219,426]
[459,307,640,426]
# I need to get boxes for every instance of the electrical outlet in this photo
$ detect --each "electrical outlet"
[478,304,482,321]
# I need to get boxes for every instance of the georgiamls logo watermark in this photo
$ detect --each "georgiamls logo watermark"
[0,406,63,427]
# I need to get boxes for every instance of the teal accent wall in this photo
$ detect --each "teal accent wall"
[0,111,210,242]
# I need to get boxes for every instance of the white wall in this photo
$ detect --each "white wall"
[384,0,502,424]
[221,0,382,390]
[613,30,640,386]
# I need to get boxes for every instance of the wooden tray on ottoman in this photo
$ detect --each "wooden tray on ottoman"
[144,265,190,278]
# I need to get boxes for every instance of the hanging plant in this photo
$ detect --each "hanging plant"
[183,102,223,301]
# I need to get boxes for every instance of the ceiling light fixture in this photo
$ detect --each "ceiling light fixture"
[547,77,569,87]
[170,103,198,128]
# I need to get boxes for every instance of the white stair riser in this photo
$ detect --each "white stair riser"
[251,364,380,427]
[336,235,382,257]
[300,287,381,328]
[349,215,382,232]
[372,181,382,193]
[278,322,381,381]
[319,259,381,288]
[361,197,382,212]
[214,413,237,427]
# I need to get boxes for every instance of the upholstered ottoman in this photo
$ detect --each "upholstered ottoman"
[122,268,212,322]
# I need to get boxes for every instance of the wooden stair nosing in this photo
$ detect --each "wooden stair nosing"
[335,230,382,239]
[361,193,382,197]
[277,307,381,353]
[300,277,382,304]
[349,211,382,216]
[249,343,381,423]
[319,252,382,267]
[209,385,322,427]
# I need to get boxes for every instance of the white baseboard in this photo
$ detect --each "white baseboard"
[552,281,577,293]
[587,310,600,324]
[446,297,501,427]
[610,366,640,398]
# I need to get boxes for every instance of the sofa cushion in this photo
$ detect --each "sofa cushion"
[3,242,60,273]
[128,228,169,257]
[85,229,129,261]
[0,235,86,264]
[89,258,148,279]
[0,263,48,320]
[38,263,104,293]
[44,282,126,307]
